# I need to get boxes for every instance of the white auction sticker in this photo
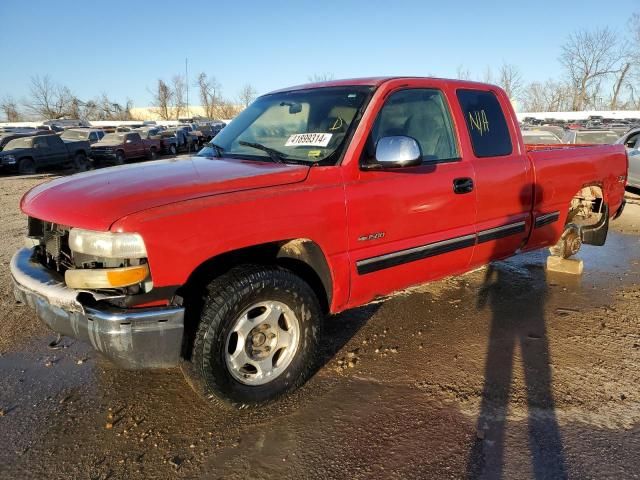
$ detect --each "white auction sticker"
[285,133,332,147]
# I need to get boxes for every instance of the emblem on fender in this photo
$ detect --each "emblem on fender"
[358,232,386,242]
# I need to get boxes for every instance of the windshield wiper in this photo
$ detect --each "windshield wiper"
[209,142,224,158]
[238,141,287,164]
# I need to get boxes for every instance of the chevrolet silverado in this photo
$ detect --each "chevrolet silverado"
[10,77,628,407]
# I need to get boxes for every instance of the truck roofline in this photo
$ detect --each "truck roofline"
[266,76,504,95]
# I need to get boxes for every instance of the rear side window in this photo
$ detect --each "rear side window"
[457,89,512,157]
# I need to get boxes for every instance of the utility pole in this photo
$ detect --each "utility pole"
[185,57,189,118]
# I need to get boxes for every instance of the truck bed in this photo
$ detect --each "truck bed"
[526,143,627,228]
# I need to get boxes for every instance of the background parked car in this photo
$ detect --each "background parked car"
[615,127,640,189]
[177,124,204,147]
[168,127,197,152]
[534,124,566,140]
[562,129,620,144]
[60,128,105,145]
[521,129,563,145]
[0,133,90,173]
[91,131,161,166]
[0,130,49,151]
[135,127,179,155]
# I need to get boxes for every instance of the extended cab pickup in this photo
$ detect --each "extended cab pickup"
[90,131,161,166]
[0,133,91,174]
[10,78,628,407]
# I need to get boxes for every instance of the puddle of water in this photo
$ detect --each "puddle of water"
[206,378,472,479]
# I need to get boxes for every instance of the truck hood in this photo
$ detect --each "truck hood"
[21,156,310,230]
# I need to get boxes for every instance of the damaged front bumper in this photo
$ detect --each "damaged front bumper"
[10,248,184,369]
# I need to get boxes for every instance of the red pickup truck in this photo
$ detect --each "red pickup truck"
[11,77,628,408]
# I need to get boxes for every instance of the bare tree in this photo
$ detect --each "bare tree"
[150,79,173,120]
[610,60,632,109]
[24,75,75,119]
[456,65,472,80]
[482,66,493,84]
[217,101,243,119]
[238,84,258,108]
[522,80,573,112]
[308,72,335,82]
[197,73,221,119]
[560,28,623,110]
[497,63,524,100]
[171,75,187,119]
[612,14,640,109]
[0,96,22,122]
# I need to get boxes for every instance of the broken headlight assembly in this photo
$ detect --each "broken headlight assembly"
[65,228,151,290]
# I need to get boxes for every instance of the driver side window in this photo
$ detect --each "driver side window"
[369,89,458,162]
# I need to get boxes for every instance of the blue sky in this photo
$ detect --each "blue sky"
[0,0,638,106]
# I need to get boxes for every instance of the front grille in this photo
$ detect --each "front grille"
[29,217,73,272]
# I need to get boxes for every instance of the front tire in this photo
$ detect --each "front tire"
[18,157,36,175]
[73,152,89,172]
[114,151,125,166]
[187,265,321,408]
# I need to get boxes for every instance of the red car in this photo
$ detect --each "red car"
[11,77,628,407]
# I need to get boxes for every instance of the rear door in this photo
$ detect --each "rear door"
[455,89,532,268]
[345,82,477,306]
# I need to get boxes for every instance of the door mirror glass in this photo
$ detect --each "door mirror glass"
[125,139,132,144]
[372,136,422,168]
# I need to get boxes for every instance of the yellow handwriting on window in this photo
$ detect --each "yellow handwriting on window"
[468,110,490,136]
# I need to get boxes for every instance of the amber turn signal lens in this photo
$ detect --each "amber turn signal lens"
[65,264,150,289]
[106,265,149,287]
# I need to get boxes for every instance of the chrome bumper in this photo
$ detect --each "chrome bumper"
[10,248,184,369]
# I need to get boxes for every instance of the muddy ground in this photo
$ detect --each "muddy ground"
[0,172,639,480]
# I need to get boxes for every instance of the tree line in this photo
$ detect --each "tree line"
[458,17,640,112]
[0,75,137,123]
[0,73,258,123]
[148,73,257,121]
[2,16,640,122]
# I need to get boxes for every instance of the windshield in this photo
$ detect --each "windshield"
[576,131,619,144]
[102,133,126,142]
[200,86,371,163]
[4,137,32,149]
[61,130,89,140]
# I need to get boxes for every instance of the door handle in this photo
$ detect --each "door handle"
[453,177,474,194]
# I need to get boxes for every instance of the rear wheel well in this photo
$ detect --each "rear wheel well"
[178,240,332,359]
[567,185,604,226]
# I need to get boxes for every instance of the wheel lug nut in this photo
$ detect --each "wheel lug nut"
[264,346,271,352]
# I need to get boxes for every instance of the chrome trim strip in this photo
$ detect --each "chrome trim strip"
[356,219,530,275]
[477,221,526,243]
[478,221,526,236]
[357,234,476,268]
[534,211,560,228]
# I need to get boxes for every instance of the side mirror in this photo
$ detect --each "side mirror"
[125,139,132,144]
[365,136,422,169]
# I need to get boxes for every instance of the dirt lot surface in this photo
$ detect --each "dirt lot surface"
[0,173,639,480]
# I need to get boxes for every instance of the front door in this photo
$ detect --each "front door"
[345,85,477,307]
